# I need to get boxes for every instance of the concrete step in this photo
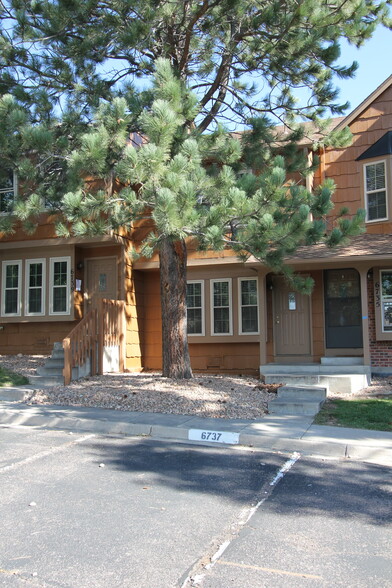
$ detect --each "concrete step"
[320,357,363,366]
[268,398,324,416]
[37,365,64,377]
[277,385,327,402]
[51,350,65,360]
[0,386,28,401]
[261,363,370,376]
[28,374,64,387]
[264,373,368,395]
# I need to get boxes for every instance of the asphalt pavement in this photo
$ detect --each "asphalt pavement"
[1,428,391,587]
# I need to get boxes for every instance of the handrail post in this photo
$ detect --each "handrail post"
[63,338,72,385]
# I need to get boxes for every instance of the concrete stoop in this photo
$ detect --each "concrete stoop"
[262,358,371,416]
[261,359,371,395]
[268,385,327,416]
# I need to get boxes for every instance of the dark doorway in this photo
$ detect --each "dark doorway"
[324,269,363,348]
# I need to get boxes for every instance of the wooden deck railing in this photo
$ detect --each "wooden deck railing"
[63,299,125,385]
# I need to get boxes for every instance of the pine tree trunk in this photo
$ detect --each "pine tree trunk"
[159,237,192,379]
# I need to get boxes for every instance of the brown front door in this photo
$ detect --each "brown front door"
[86,257,118,307]
[273,276,311,359]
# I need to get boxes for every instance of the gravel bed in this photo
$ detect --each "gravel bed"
[0,354,275,420]
[2,355,390,420]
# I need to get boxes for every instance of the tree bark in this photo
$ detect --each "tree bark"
[159,237,192,379]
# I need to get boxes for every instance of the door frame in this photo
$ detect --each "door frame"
[272,275,313,362]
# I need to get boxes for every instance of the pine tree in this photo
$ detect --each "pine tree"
[0,1,387,377]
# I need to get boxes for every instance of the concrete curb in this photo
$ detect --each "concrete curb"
[0,401,391,467]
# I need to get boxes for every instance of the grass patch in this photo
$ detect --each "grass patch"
[314,398,392,432]
[0,366,29,387]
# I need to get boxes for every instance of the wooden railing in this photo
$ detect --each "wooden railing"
[63,299,125,386]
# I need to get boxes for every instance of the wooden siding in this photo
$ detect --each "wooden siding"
[324,84,392,232]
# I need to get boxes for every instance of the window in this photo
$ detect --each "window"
[239,278,259,334]
[25,259,45,316]
[380,270,392,332]
[365,161,387,222]
[211,279,232,335]
[0,170,16,213]
[1,260,22,316]
[186,281,204,335]
[49,257,71,315]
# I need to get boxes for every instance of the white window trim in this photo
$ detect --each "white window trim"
[49,256,71,316]
[238,277,259,335]
[25,258,46,317]
[364,160,388,223]
[0,171,17,214]
[187,280,205,336]
[211,278,233,336]
[1,260,22,317]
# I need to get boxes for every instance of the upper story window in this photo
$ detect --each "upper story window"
[211,278,232,335]
[186,280,204,335]
[0,170,16,213]
[364,161,387,222]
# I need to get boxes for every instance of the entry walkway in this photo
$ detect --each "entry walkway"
[0,393,391,467]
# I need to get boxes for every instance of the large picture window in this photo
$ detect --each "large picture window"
[365,161,387,222]
[0,170,17,213]
[239,278,259,334]
[25,259,45,316]
[1,260,22,316]
[49,257,71,315]
[211,279,232,335]
[186,281,204,335]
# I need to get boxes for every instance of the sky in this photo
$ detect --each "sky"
[333,25,392,115]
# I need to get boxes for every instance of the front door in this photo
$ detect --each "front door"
[273,276,312,359]
[86,257,118,307]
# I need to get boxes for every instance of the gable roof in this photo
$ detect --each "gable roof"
[334,74,392,132]
[356,131,392,161]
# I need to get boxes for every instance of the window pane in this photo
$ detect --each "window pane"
[186,283,201,308]
[381,272,392,297]
[241,280,257,305]
[366,163,385,192]
[28,288,42,313]
[53,261,67,286]
[214,307,230,334]
[187,308,202,334]
[6,264,19,288]
[0,191,15,213]
[29,263,43,287]
[368,191,386,220]
[53,287,66,312]
[214,282,229,307]
[241,306,258,333]
[5,290,17,314]
[383,302,392,331]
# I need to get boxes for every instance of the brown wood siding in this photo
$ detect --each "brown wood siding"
[0,321,77,354]
[324,85,392,233]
